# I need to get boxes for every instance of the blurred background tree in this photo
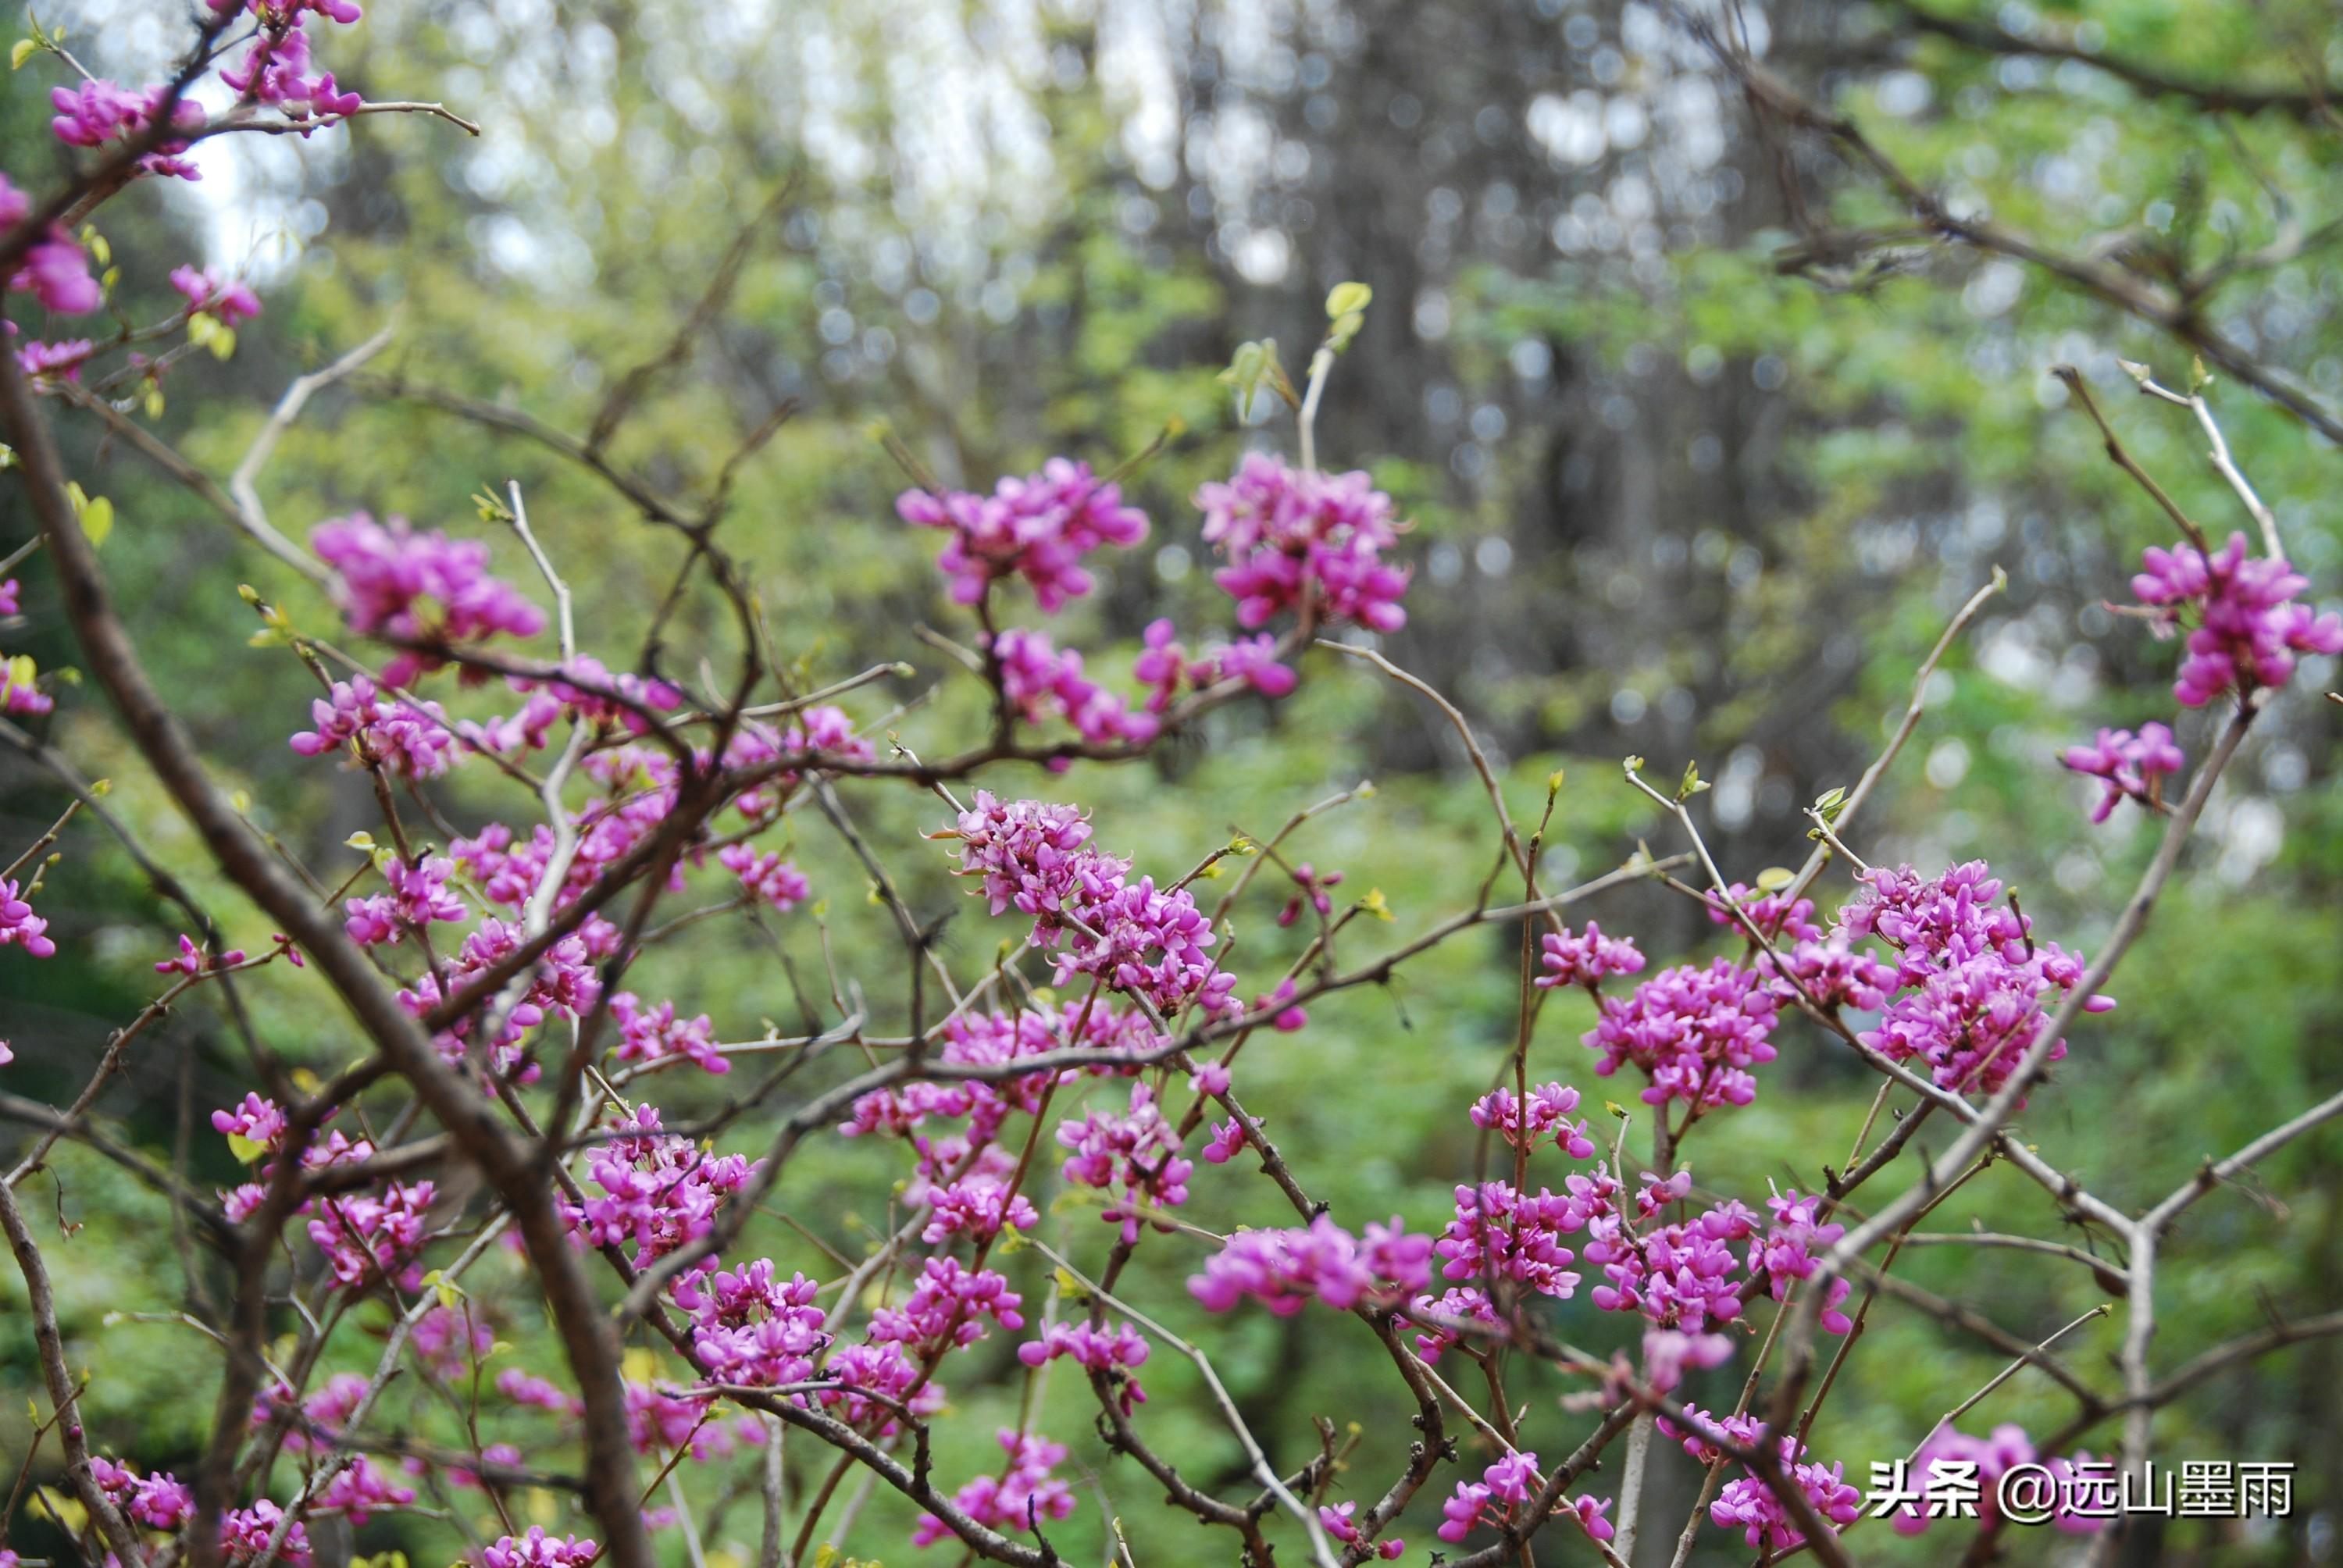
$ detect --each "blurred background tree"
[4,0,2339,1562]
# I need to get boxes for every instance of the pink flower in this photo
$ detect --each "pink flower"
[1318,1500,1404,1558]
[318,1456,415,1523]
[1254,978,1308,1032]
[218,23,360,122]
[494,1367,583,1415]
[169,264,262,325]
[611,992,726,1074]
[1200,1114,1247,1163]
[1845,861,2112,1099]
[91,1456,197,1531]
[289,675,459,778]
[157,933,244,975]
[1058,1083,1192,1242]
[562,1107,761,1267]
[913,1428,1076,1547]
[309,513,545,684]
[1016,1320,1150,1413]
[11,228,102,315]
[306,1178,436,1286]
[481,1528,599,1568]
[1712,1432,1863,1554]
[0,879,57,957]
[919,1173,1040,1245]
[944,793,1240,1021]
[2063,723,2184,822]
[1132,618,1188,711]
[989,625,1158,750]
[212,1092,288,1151]
[718,843,809,912]
[1188,631,1298,698]
[1189,1214,1432,1315]
[1196,452,1410,632]
[1276,861,1343,927]
[344,855,465,946]
[1704,883,1822,943]
[1638,1326,1735,1393]
[2133,532,2343,707]
[1437,1450,1542,1543]
[16,337,95,383]
[1586,959,1781,1110]
[1753,1188,1854,1333]
[506,655,683,735]
[898,458,1148,610]
[680,1259,830,1389]
[1438,1180,1584,1300]
[1535,921,1645,990]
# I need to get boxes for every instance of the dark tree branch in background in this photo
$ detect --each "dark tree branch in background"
[1677,4,2343,446]
[0,1176,148,1566]
[0,346,660,1568]
[1881,0,2340,123]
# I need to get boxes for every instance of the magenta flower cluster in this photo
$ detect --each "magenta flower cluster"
[311,512,547,685]
[992,626,1159,751]
[169,265,263,325]
[48,80,204,179]
[2133,532,2341,707]
[1057,1082,1192,1242]
[565,1107,762,1267]
[1842,861,2112,1097]
[897,458,1147,610]
[2,174,100,318]
[1437,1451,1614,1548]
[0,878,57,957]
[1586,957,1782,1110]
[1187,1214,1433,1315]
[1017,1320,1152,1413]
[480,1530,599,1568]
[1469,1081,1597,1156]
[1711,1431,1865,1553]
[2063,722,2185,823]
[1196,453,1410,632]
[677,1257,830,1389]
[1535,918,1645,990]
[212,0,366,124]
[1131,619,1299,713]
[913,1429,1076,1548]
[1318,1500,1405,1559]
[947,792,1241,1021]
[1889,1423,2106,1536]
[344,854,465,946]
[612,992,725,1075]
[307,1177,436,1287]
[289,675,459,776]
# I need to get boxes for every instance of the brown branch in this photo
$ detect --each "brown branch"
[0,346,658,1568]
[587,180,797,453]
[1884,0,2338,123]
[0,1175,147,1565]
[1681,8,2343,445]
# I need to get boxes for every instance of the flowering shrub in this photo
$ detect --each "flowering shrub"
[1,13,2340,1568]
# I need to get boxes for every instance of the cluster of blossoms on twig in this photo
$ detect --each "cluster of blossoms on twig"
[2063,527,2341,821]
[3,0,395,392]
